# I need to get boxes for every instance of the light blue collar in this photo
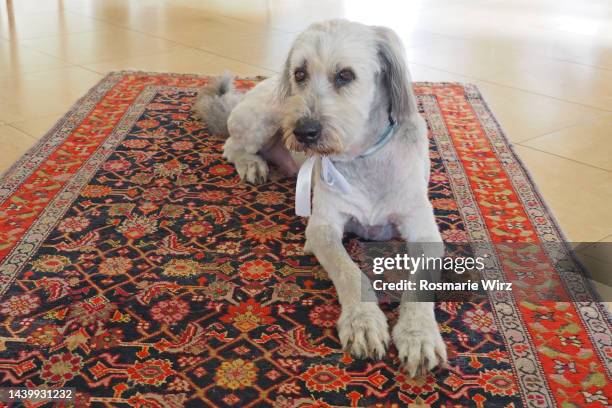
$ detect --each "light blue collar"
[356,116,397,159]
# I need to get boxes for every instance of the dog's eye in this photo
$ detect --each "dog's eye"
[335,69,355,86]
[294,68,307,83]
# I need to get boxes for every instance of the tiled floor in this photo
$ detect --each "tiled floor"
[1,0,611,259]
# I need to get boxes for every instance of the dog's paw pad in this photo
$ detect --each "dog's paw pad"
[236,155,268,184]
[392,319,447,378]
[337,303,390,360]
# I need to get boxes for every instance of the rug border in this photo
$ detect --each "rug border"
[0,72,120,186]
[465,83,612,380]
[422,93,554,407]
[0,85,166,297]
[466,83,611,317]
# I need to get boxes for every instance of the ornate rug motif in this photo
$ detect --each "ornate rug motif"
[0,72,610,407]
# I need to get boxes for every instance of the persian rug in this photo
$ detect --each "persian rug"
[0,72,609,407]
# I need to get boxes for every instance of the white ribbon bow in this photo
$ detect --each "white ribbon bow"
[293,116,396,217]
[295,156,351,217]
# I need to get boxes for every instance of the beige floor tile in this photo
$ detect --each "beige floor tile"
[475,81,608,143]
[573,253,612,308]
[521,115,612,171]
[189,0,449,49]
[19,28,179,65]
[61,0,179,21]
[167,0,345,32]
[83,46,276,76]
[405,36,495,76]
[198,30,294,73]
[496,28,612,71]
[577,241,612,265]
[512,145,612,243]
[404,0,612,44]
[9,113,64,140]
[407,37,612,110]
[573,235,612,258]
[195,0,489,33]
[487,56,612,111]
[65,2,221,31]
[403,6,612,71]
[1,0,160,16]
[409,63,474,83]
[1,10,114,40]
[0,125,38,174]
[121,13,296,72]
[0,39,71,78]
[0,0,78,16]
[0,67,102,123]
[513,0,612,39]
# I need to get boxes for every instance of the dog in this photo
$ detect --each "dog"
[194,19,447,377]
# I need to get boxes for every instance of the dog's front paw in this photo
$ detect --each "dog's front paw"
[337,302,390,360]
[393,316,447,378]
[235,154,268,184]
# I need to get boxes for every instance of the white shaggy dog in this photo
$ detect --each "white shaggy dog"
[195,19,447,377]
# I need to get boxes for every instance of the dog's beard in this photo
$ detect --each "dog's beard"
[282,127,344,156]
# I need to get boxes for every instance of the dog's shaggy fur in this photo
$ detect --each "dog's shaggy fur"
[195,19,447,377]
[193,72,242,137]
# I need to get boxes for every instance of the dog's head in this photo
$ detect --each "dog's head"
[278,20,419,157]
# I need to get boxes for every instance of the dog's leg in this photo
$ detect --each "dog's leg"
[394,202,447,377]
[223,135,270,184]
[223,79,281,184]
[305,220,390,359]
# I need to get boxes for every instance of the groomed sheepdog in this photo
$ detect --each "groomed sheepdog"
[195,19,446,377]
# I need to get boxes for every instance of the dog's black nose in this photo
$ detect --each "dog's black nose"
[293,118,322,144]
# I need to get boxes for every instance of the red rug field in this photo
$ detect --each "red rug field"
[0,72,609,407]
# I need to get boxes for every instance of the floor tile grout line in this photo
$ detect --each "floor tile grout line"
[4,123,40,141]
[411,26,612,75]
[76,64,114,76]
[513,143,612,173]
[1,38,73,65]
[61,7,296,36]
[512,112,612,144]
[0,63,76,79]
[13,37,188,68]
[12,35,276,78]
[2,7,131,41]
[406,61,612,112]
[40,10,284,74]
[576,235,612,254]
[3,27,113,42]
[7,10,192,67]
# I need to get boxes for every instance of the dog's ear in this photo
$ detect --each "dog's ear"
[374,26,419,124]
[277,46,294,101]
